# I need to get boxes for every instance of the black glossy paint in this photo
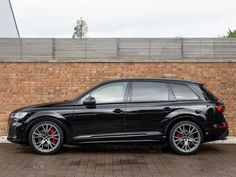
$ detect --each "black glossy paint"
[72,103,126,140]
[7,78,229,145]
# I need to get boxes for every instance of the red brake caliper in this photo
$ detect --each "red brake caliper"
[49,128,57,144]
[175,133,183,138]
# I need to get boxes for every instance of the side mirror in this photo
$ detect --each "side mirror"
[83,96,96,107]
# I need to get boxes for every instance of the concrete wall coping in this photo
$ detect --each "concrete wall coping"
[0,58,236,63]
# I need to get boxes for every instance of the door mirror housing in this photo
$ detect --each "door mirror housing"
[83,96,96,107]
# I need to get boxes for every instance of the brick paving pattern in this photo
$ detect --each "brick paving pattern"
[0,143,235,177]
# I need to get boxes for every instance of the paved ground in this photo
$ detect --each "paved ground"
[2,136,236,144]
[0,143,236,177]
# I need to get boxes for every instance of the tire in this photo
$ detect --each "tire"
[29,121,64,155]
[168,121,203,155]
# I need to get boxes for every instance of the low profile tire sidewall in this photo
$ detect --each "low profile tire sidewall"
[168,121,204,155]
[29,121,64,155]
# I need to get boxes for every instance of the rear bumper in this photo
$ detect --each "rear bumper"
[205,127,229,142]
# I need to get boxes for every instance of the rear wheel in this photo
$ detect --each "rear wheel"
[168,121,203,155]
[29,121,64,155]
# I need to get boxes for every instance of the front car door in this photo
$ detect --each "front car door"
[71,81,128,143]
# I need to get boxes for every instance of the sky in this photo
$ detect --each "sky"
[10,0,236,38]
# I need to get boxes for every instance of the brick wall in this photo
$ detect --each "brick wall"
[0,62,235,136]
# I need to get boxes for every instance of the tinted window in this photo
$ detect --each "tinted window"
[90,82,127,104]
[131,82,170,102]
[170,84,199,100]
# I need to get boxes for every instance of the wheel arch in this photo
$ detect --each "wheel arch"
[24,116,72,144]
[163,114,206,141]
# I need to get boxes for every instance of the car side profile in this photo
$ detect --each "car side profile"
[7,78,228,155]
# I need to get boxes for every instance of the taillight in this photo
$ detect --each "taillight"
[218,123,229,129]
[215,105,225,112]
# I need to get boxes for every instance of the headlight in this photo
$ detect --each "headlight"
[11,112,28,119]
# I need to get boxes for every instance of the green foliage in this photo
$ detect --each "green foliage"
[72,17,88,39]
[225,29,236,38]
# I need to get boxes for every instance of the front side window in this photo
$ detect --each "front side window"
[170,84,199,100]
[131,82,170,102]
[90,82,127,104]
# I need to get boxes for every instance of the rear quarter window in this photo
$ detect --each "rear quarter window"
[200,85,219,101]
[170,84,199,100]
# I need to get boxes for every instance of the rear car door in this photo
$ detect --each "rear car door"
[124,81,178,140]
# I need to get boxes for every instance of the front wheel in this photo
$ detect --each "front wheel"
[168,121,203,155]
[29,121,64,155]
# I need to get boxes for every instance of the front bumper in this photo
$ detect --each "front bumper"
[7,118,26,144]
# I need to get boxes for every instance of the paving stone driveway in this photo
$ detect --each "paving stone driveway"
[0,143,235,177]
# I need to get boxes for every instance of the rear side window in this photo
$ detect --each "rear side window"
[131,82,170,102]
[170,84,199,100]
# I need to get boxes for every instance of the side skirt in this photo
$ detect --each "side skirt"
[72,131,164,144]
[77,139,161,144]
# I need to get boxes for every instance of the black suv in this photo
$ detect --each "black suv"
[8,78,228,155]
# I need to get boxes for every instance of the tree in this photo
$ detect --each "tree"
[72,17,88,39]
[225,29,236,38]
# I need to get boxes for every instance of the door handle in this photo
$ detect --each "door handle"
[113,109,124,113]
[163,107,172,112]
